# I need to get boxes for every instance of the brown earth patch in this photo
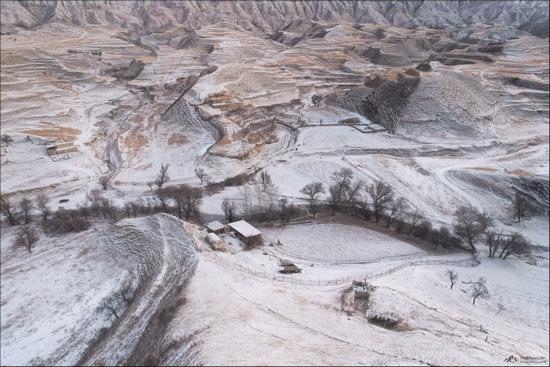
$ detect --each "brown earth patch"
[23,124,80,140]
[167,133,189,145]
[469,166,498,173]
[508,168,533,176]
[124,131,148,153]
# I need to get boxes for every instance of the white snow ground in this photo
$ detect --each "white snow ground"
[175,226,549,366]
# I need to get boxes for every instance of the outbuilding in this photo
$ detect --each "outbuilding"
[205,220,225,234]
[228,220,263,248]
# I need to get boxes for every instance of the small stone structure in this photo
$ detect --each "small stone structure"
[46,141,77,156]
[352,280,370,300]
[279,259,302,274]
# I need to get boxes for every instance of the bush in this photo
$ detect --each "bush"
[223,173,253,186]
[44,209,91,234]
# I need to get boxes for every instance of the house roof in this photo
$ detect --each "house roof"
[228,220,262,238]
[206,220,225,232]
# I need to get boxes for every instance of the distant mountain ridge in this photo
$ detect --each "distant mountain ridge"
[1,0,548,37]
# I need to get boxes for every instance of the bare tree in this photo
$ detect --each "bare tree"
[124,202,132,218]
[470,277,489,305]
[240,185,253,219]
[0,195,19,226]
[15,225,39,253]
[385,197,409,228]
[1,134,13,146]
[453,205,493,252]
[329,168,354,213]
[36,192,50,220]
[98,293,123,320]
[168,184,203,220]
[154,163,170,191]
[367,180,393,223]
[259,171,273,191]
[300,182,325,219]
[511,191,537,223]
[498,232,531,260]
[485,230,505,258]
[407,209,424,235]
[19,197,33,224]
[446,269,458,289]
[346,179,364,207]
[222,198,238,222]
[194,167,208,185]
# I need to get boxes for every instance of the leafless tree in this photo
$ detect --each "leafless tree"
[485,230,505,258]
[453,205,493,252]
[124,202,132,218]
[300,182,325,219]
[19,197,33,224]
[367,180,393,223]
[194,167,208,184]
[168,184,203,220]
[222,198,238,222]
[15,225,39,253]
[498,232,531,260]
[329,168,354,213]
[446,269,458,289]
[36,192,50,220]
[0,195,19,226]
[78,201,90,220]
[511,191,537,223]
[98,293,123,320]
[240,185,253,219]
[385,197,409,228]
[1,134,13,146]
[346,179,364,207]
[154,163,170,191]
[259,171,273,191]
[470,277,489,305]
[407,209,424,235]
[130,200,139,217]
[86,190,105,217]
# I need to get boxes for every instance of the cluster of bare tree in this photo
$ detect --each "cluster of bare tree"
[145,164,204,220]
[296,169,462,250]
[297,168,534,259]
[446,270,490,305]
[221,172,306,225]
[453,204,532,259]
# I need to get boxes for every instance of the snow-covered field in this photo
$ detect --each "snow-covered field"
[262,223,425,263]
[0,214,199,365]
[176,234,549,365]
[0,224,127,365]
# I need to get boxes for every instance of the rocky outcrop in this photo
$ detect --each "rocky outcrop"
[2,1,548,38]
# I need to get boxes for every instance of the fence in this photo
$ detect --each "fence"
[204,250,478,287]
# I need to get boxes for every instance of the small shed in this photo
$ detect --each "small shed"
[352,280,370,300]
[205,220,225,234]
[228,220,263,248]
[46,141,77,156]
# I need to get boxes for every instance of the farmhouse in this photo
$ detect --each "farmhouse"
[228,220,263,248]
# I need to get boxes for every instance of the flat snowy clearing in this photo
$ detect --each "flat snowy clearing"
[262,223,425,263]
